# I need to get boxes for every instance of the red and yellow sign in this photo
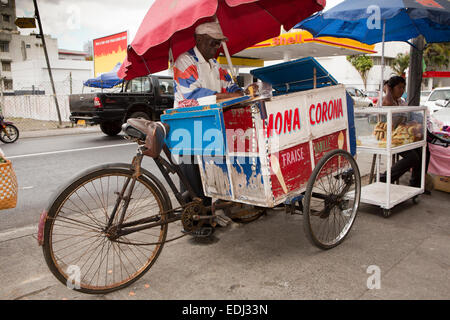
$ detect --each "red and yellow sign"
[93,31,128,77]
[248,30,376,54]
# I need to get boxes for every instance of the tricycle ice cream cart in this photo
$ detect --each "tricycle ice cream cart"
[38,57,362,294]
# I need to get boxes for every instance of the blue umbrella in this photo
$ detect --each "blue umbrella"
[84,62,124,89]
[295,0,450,103]
[295,0,450,44]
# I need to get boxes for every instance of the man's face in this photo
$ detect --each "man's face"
[195,34,223,61]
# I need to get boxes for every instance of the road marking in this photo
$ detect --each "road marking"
[7,143,136,159]
[0,224,37,242]
[20,186,34,190]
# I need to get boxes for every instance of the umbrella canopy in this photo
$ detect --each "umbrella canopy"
[294,0,450,105]
[84,63,124,88]
[118,0,326,80]
[294,0,450,44]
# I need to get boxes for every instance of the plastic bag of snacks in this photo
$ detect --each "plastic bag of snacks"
[0,149,18,210]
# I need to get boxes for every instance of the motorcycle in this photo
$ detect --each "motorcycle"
[0,115,19,143]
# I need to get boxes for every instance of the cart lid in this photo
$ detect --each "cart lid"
[250,57,338,95]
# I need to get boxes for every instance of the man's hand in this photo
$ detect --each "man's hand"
[244,83,259,97]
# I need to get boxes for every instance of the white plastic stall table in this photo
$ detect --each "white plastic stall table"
[351,106,427,216]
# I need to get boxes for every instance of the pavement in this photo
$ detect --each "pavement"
[20,125,101,139]
[0,127,449,300]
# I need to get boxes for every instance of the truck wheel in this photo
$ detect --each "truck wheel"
[129,111,150,120]
[100,121,122,136]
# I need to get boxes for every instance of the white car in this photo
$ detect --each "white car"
[424,87,450,114]
[346,87,374,108]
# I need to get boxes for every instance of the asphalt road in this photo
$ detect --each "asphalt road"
[0,132,171,233]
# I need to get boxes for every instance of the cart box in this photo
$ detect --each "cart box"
[432,175,450,193]
[161,58,354,207]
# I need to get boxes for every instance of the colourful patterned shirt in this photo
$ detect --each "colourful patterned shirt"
[173,47,241,108]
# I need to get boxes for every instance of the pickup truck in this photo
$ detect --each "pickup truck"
[69,75,174,136]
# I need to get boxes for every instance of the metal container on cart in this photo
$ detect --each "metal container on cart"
[161,57,357,208]
[352,106,427,217]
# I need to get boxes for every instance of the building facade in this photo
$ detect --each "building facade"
[0,0,93,95]
[0,0,18,93]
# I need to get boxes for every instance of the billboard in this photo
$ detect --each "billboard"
[93,31,127,77]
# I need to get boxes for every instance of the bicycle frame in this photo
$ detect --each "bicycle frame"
[106,143,233,240]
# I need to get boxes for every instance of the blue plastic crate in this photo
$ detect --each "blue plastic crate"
[161,96,252,156]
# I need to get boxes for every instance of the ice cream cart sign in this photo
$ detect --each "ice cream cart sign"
[270,142,312,199]
[264,85,348,151]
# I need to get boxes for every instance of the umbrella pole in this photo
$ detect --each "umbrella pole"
[379,19,386,107]
[221,41,237,81]
[214,16,237,82]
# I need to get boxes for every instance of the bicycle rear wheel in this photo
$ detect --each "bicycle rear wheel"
[42,168,169,294]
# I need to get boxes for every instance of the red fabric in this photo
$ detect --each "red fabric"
[118,0,325,80]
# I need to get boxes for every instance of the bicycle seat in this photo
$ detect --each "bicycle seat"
[123,119,170,158]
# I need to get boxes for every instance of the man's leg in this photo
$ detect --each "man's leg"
[178,156,211,206]
[408,148,423,188]
[380,150,421,184]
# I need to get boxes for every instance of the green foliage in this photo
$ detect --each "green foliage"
[424,43,450,71]
[346,55,373,90]
[392,53,410,76]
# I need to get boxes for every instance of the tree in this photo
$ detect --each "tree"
[423,43,450,71]
[346,55,373,90]
[392,52,410,76]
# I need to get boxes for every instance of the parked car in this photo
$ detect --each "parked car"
[423,87,450,114]
[70,75,174,136]
[346,87,374,108]
[365,90,379,106]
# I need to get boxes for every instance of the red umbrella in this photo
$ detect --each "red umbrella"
[118,0,326,80]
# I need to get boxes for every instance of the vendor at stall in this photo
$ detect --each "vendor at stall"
[172,22,257,219]
[173,22,255,108]
[379,76,424,188]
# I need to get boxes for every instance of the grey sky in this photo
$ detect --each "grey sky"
[15,0,343,51]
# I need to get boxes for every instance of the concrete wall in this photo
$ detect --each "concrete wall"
[2,94,70,121]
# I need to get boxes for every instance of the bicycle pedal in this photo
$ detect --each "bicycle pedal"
[182,227,214,238]
[214,210,232,227]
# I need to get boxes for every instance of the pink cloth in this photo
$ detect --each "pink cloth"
[428,142,450,176]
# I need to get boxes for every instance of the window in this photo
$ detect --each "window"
[2,61,11,71]
[142,77,152,92]
[2,14,10,22]
[158,79,174,95]
[0,41,9,52]
[346,87,356,96]
[428,89,450,102]
[372,56,394,67]
[130,78,142,92]
[3,79,12,90]
[26,44,31,48]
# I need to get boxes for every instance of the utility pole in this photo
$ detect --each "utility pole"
[69,72,72,95]
[407,35,425,106]
[0,70,3,115]
[33,0,62,126]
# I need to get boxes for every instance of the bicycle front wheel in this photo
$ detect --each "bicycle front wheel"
[42,168,169,294]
